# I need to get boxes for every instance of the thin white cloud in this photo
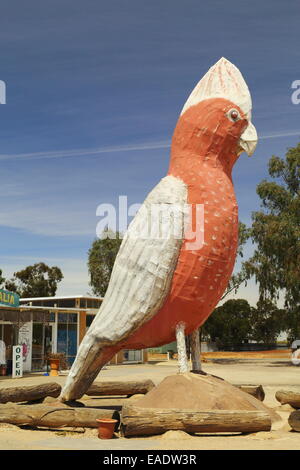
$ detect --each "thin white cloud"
[259,130,300,140]
[0,141,171,162]
[0,130,298,163]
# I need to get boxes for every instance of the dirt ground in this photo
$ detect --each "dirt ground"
[150,349,291,361]
[0,355,299,450]
[202,349,290,359]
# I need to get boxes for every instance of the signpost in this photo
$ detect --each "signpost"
[12,345,23,378]
[0,288,19,308]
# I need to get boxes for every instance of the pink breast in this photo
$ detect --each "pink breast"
[122,169,239,350]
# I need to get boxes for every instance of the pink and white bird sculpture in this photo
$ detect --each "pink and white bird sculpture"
[60,57,258,401]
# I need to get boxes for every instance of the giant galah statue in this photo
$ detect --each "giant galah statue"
[60,57,258,401]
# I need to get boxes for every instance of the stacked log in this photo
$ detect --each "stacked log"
[0,379,155,404]
[121,403,272,437]
[275,390,300,409]
[85,379,155,397]
[288,411,300,431]
[0,383,61,404]
[234,385,265,401]
[0,403,119,428]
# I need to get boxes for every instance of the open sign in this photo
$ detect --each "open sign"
[12,345,23,378]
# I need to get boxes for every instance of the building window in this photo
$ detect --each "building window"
[57,313,78,367]
[57,299,76,308]
[32,323,44,371]
[49,312,55,323]
[58,313,68,323]
[86,314,95,329]
[123,349,143,362]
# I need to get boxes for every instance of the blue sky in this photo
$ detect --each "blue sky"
[0,0,299,302]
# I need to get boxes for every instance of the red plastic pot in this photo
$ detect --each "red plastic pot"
[49,359,60,376]
[96,418,118,439]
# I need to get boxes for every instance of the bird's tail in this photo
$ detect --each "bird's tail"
[59,334,121,401]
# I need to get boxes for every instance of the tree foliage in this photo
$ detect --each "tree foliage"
[5,262,63,297]
[202,299,253,350]
[284,308,300,344]
[0,269,5,288]
[88,229,122,296]
[250,299,285,345]
[244,145,300,308]
[202,298,284,349]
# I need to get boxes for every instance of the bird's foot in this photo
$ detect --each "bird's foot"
[190,369,225,381]
[208,373,225,381]
[63,400,85,407]
[190,369,208,376]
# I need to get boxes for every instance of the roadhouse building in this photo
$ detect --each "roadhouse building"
[0,295,147,374]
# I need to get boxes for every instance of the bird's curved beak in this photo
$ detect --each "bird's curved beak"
[238,121,258,156]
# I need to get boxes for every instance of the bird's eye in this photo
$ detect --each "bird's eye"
[227,109,241,122]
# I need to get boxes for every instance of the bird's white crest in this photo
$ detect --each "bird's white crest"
[181,57,252,116]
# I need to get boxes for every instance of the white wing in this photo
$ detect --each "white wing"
[90,174,187,344]
[61,175,187,400]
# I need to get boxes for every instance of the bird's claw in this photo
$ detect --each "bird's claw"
[190,369,224,381]
[190,369,208,376]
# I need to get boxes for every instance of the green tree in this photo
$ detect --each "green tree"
[251,299,285,345]
[88,229,122,296]
[245,147,299,306]
[0,269,5,288]
[285,309,300,345]
[5,262,63,297]
[243,144,300,341]
[202,299,253,350]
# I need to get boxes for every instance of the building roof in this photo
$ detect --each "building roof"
[20,295,104,302]
[0,304,98,314]
[0,305,20,312]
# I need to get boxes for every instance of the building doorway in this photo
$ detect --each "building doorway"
[0,322,18,374]
[57,313,78,367]
[32,322,55,371]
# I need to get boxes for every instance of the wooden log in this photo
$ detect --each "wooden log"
[275,390,300,409]
[85,379,155,397]
[0,383,61,404]
[121,403,271,436]
[0,403,119,428]
[234,385,265,401]
[288,410,300,431]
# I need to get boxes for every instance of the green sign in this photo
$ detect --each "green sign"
[0,289,19,308]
